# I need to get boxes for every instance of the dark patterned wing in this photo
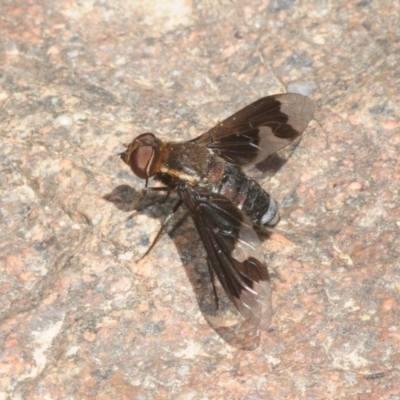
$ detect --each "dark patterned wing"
[191,93,314,165]
[178,185,272,330]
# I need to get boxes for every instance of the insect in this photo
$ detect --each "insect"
[120,93,314,330]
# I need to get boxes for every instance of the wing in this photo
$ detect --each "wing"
[191,93,314,166]
[178,185,272,330]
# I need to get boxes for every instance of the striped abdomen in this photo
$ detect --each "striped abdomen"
[212,164,279,228]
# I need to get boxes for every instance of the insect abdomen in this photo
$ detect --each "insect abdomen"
[214,164,279,228]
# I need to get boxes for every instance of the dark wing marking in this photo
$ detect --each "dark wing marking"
[178,185,272,330]
[191,93,314,165]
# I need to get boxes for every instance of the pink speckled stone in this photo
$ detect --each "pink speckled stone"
[1,0,399,398]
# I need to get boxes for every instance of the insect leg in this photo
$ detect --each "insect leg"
[157,189,170,204]
[132,186,170,209]
[207,258,220,310]
[140,199,183,259]
[126,186,171,225]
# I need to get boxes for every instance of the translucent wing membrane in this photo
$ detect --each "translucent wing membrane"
[192,93,314,165]
[178,186,272,330]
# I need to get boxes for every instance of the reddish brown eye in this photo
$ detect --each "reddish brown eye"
[129,145,154,179]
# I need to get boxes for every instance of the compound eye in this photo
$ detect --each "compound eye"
[129,145,154,179]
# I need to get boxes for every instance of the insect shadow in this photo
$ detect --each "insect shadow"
[104,184,266,349]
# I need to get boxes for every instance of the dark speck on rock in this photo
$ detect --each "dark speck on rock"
[125,218,135,229]
[368,104,386,115]
[280,190,299,208]
[285,53,313,69]
[140,235,149,246]
[142,321,165,335]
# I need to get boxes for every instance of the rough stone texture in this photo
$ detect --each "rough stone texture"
[1,0,399,399]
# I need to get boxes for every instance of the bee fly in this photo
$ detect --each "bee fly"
[120,93,314,330]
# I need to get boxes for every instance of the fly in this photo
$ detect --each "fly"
[120,93,314,329]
